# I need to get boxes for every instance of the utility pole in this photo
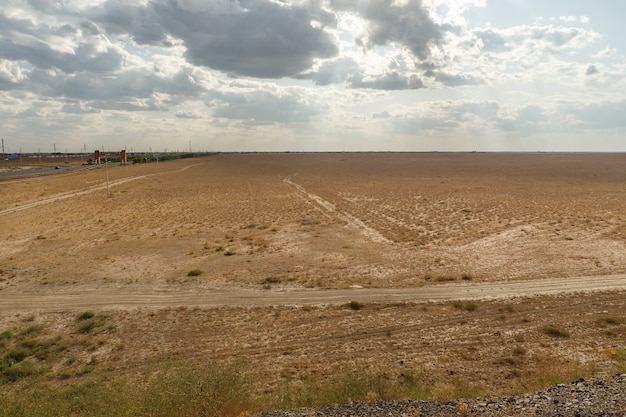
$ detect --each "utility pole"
[1,138,5,158]
[105,158,110,198]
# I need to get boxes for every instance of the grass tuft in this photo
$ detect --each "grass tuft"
[452,301,478,312]
[77,312,95,321]
[596,316,623,326]
[187,269,203,277]
[541,325,570,338]
[347,301,365,311]
[77,320,96,334]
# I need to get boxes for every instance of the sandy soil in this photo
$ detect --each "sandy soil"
[1,152,625,401]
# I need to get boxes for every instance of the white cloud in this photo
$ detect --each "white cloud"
[559,16,590,24]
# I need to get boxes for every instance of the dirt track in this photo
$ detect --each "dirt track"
[1,274,625,313]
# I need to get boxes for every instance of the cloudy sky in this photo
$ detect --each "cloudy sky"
[1,0,625,153]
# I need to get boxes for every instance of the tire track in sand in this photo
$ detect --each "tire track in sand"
[284,177,391,244]
[0,163,203,217]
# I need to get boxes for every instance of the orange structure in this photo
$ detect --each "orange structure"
[94,149,127,164]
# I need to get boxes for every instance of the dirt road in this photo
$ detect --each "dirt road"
[2,274,624,313]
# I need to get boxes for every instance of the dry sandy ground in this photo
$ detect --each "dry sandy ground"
[1,153,625,401]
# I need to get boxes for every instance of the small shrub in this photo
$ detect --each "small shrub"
[453,301,478,312]
[435,275,456,282]
[464,302,478,312]
[187,269,203,277]
[499,304,515,313]
[2,348,31,366]
[224,251,235,256]
[461,273,473,281]
[20,324,43,336]
[347,301,364,311]
[542,325,570,338]
[0,330,11,341]
[261,277,281,285]
[1,359,42,382]
[512,345,527,356]
[78,320,96,334]
[596,317,623,326]
[77,311,95,321]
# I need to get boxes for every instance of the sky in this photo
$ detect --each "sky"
[1,0,625,153]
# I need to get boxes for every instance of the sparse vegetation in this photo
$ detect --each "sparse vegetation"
[187,269,203,277]
[435,275,456,282]
[596,316,623,326]
[0,363,490,417]
[77,311,95,321]
[542,325,571,338]
[347,300,365,311]
[453,301,478,312]
[78,319,96,334]
[260,277,281,289]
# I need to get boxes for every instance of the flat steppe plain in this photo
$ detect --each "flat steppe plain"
[1,153,625,407]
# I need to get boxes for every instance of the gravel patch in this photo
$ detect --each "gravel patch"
[255,374,626,417]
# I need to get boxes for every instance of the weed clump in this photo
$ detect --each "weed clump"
[187,269,203,277]
[78,320,96,334]
[452,301,478,312]
[542,325,570,338]
[347,301,365,311]
[77,311,95,321]
[596,316,623,326]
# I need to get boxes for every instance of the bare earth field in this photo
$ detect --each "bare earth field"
[1,153,625,412]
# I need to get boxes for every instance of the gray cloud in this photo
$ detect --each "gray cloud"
[372,110,391,119]
[298,57,423,90]
[433,72,483,87]
[61,101,101,114]
[495,105,548,133]
[23,65,207,112]
[392,116,459,134]
[308,57,360,86]
[349,72,424,90]
[473,29,510,53]
[568,100,626,129]
[94,0,338,79]
[331,0,441,60]
[175,110,203,119]
[0,12,126,75]
[209,87,320,125]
